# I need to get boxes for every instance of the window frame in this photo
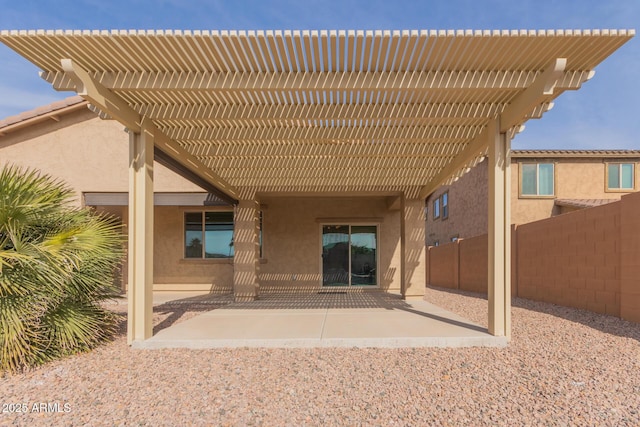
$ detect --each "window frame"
[184,210,235,260]
[519,162,556,198]
[433,197,440,220]
[441,191,449,220]
[605,162,636,192]
[319,222,380,288]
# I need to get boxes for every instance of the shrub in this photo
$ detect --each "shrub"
[0,165,124,372]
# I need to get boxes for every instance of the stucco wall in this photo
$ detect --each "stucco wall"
[259,196,402,292]
[119,206,235,292]
[118,196,407,293]
[2,110,421,294]
[427,156,639,243]
[0,109,201,205]
[511,158,639,225]
[426,158,488,246]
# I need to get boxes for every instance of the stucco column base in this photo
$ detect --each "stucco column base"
[401,197,427,299]
[233,199,260,302]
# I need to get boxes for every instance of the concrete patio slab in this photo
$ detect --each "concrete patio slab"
[132,291,507,349]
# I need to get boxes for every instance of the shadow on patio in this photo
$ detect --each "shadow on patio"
[128,290,506,349]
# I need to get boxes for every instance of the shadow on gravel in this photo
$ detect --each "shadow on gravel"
[428,285,640,342]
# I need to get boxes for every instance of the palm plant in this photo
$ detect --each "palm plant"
[0,165,124,372]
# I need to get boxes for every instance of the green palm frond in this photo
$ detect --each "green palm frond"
[0,164,124,373]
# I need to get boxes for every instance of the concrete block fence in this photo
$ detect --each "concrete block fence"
[426,192,640,323]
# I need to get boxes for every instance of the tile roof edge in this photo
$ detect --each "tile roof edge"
[0,95,87,131]
[512,149,640,158]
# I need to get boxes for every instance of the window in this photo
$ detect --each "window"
[433,198,440,219]
[322,224,378,287]
[607,163,635,190]
[521,163,554,196]
[185,211,234,258]
[441,192,449,219]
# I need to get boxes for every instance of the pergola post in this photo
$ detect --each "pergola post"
[127,120,154,344]
[401,196,427,300]
[487,118,511,338]
[233,199,260,302]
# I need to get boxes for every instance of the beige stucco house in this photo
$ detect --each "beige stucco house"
[0,29,633,344]
[426,150,640,246]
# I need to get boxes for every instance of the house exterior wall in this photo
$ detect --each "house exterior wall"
[425,158,488,246]
[0,109,201,204]
[2,109,413,294]
[153,206,235,292]
[511,158,639,225]
[259,196,402,293]
[113,197,406,294]
[427,154,639,244]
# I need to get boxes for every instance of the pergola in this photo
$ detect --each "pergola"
[0,29,633,344]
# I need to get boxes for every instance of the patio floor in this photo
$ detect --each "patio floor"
[131,291,507,349]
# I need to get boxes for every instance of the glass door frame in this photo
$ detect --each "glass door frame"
[319,222,380,288]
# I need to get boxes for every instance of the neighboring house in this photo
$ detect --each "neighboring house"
[426,150,640,246]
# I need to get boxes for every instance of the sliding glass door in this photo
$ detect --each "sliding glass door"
[322,225,377,287]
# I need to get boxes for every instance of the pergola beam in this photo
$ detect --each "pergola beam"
[59,58,239,203]
[162,123,483,143]
[417,124,491,199]
[61,59,141,132]
[44,69,593,92]
[126,102,553,122]
[417,58,573,199]
[137,102,509,121]
[500,58,569,133]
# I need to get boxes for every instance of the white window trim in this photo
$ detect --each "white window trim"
[519,162,555,198]
[606,162,636,192]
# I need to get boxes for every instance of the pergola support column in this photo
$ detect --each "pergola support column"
[127,119,154,344]
[487,118,511,339]
[233,199,260,302]
[401,196,427,300]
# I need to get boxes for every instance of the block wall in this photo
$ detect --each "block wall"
[516,201,621,316]
[458,234,488,294]
[426,243,458,289]
[620,192,640,322]
[426,192,640,322]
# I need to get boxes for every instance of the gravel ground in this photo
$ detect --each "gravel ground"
[1,286,639,426]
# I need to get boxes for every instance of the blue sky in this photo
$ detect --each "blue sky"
[0,0,638,150]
